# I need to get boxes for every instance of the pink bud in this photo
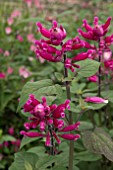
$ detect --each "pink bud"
[5,27,12,34]
[84,97,108,104]
[8,127,14,135]
[20,131,45,138]
[59,134,80,141]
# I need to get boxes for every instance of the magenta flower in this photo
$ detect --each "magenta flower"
[37,20,66,45]
[78,17,112,40]
[62,36,84,52]
[84,96,108,104]
[87,75,98,83]
[16,35,23,42]
[72,49,95,61]
[8,127,14,135]
[65,58,80,72]
[0,72,6,79]
[35,39,63,62]
[0,48,3,54]
[104,60,113,71]
[20,95,80,146]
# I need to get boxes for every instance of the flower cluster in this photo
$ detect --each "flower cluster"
[78,16,113,73]
[20,94,80,146]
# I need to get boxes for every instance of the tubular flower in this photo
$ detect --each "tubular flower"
[62,36,84,52]
[104,60,113,71]
[35,39,63,62]
[65,58,80,72]
[37,20,66,45]
[87,75,98,83]
[72,49,95,61]
[84,96,108,104]
[78,17,112,40]
[20,95,80,146]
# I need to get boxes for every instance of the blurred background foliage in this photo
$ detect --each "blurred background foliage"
[1,0,113,169]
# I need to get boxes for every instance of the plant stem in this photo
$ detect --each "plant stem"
[98,54,101,97]
[48,125,54,155]
[63,53,74,170]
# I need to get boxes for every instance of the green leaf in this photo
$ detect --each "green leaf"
[25,162,33,170]
[27,146,45,156]
[52,166,67,170]
[77,59,100,77]
[82,128,113,162]
[73,166,80,170]
[101,90,113,103]
[17,79,53,112]
[85,103,106,110]
[54,72,63,81]
[1,135,16,143]
[9,163,17,170]
[79,121,93,131]
[20,136,40,149]
[36,155,56,170]
[10,152,38,170]
[75,150,101,161]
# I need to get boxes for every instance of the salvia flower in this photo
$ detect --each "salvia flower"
[37,20,66,45]
[84,96,108,104]
[35,39,63,62]
[87,75,98,83]
[20,95,80,147]
[0,72,6,79]
[65,58,80,72]
[78,17,112,40]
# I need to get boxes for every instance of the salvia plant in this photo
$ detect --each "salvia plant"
[10,16,113,170]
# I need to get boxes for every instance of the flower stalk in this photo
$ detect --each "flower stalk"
[63,53,74,170]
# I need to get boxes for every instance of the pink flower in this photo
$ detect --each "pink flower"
[20,95,80,147]
[5,27,12,34]
[58,134,80,141]
[84,96,108,104]
[35,39,63,62]
[72,49,94,61]
[34,0,43,9]
[17,35,23,42]
[0,48,3,54]
[65,58,80,72]
[104,60,113,70]
[7,17,14,25]
[62,36,84,52]
[27,33,35,43]
[4,50,10,57]
[103,50,112,61]
[11,10,21,18]
[78,17,112,40]
[8,127,14,135]
[30,44,36,52]
[19,66,31,78]
[7,67,14,75]
[24,0,32,7]
[87,75,98,83]
[20,131,45,138]
[0,72,6,79]
[37,20,66,45]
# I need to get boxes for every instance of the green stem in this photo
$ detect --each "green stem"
[98,54,101,97]
[48,125,54,155]
[63,53,74,170]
